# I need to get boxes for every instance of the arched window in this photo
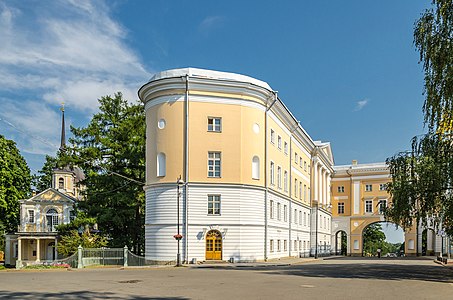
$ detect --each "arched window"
[252,156,260,179]
[58,177,64,189]
[157,152,166,177]
[46,209,59,232]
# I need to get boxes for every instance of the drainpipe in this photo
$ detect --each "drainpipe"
[288,122,299,257]
[184,74,189,264]
[264,91,278,261]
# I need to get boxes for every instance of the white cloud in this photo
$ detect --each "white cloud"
[0,0,151,161]
[354,99,369,111]
[199,16,225,34]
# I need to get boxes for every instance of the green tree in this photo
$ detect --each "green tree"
[386,0,453,234]
[0,135,31,235]
[363,223,386,256]
[57,230,108,257]
[414,0,453,133]
[68,93,145,254]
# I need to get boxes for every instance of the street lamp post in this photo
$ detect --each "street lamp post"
[174,176,184,267]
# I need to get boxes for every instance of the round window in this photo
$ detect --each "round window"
[253,123,260,134]
[158,119,166,129]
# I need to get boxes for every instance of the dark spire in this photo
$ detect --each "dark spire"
[60,103,66,152]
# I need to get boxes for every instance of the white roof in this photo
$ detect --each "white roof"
[148,67,272,91]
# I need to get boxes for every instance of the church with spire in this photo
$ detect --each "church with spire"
[4,105,85,268]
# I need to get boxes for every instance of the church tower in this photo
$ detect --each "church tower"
[51,104,85,200]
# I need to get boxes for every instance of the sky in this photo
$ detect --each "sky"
[0,0,431,174]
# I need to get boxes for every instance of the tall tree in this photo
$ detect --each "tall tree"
[386,1,453,234]
[69,93,145,254]
[0,135,31,236]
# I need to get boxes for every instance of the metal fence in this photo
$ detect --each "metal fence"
[82,248,124,267]
[126,250,146,267]
[54,251,79,268]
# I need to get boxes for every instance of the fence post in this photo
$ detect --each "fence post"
[123,245,128,267]
[77,245,83,269]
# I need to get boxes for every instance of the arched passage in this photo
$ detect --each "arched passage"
[334,230,347,255]
[361,221,405,257]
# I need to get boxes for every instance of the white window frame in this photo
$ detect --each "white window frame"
[295,153,298,164]
[304,161,307,172]
[338,202,345,214]
[277,166,282,189]
[365,184,373,192]
[277,202,281,220]
[270,200,274,219]
[208,152,221,178]
[379,183,386,191]
[270,129,275,144]
[207,195,221,215]
[270,240,274,252]
[284,240,287,252]
[284,142,288,155]
[379,199,387,214]
[284,205,288,222]
[294,179,298,197]
[207,117,222,132]
[270,162,275,185]
[299,182,303,199]
[252,156,260,180]
[365,200,373,213]
[304,184,307,202]
[284,171,288,192]
[28,210,35,223]
[303,212,307,226]
[338,186,345,193]
[299,211,302,225]
[294,209,297,224]
[157,152,166,177]
[278,240,281,252]
[278,135,282,150]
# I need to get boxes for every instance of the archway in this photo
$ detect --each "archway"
[362,222,404,257]
[334,231,347,255]
[205,230,222,260]
[422,228,436,256]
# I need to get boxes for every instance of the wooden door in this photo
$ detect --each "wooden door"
[206,230,222,260]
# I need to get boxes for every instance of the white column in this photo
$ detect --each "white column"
[17,238,22,262]
[327,172,331,207]
[35,204,41,232]
[36,239,41,262]
[20,206,26,231]
[54,238,58,260]
[313,161,318,203]
[63,204,68,224]
[317,164,322,204]
[323,168,327,206]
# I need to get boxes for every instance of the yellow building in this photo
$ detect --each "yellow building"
[330,161,445,256]
[139,68,334,263]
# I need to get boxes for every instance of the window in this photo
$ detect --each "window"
[299,211,302,225]
[46,208,59,232]
[304,185,307,202]
[284,171,288,192]
[284,240,287,252]
[284,142,288,155]
[208,152,221,177]
[295,153,298,164]
[28,210,35,223]
[284,205,288,222]
[365,200,373,213]
[294,209,297,224]
[294,240,297,251]
[303,240,305,251]
[379,199,387,214]
[299,182,303,199]
[300,157,303,167]
[58,177,64,189]
[379,183,386,191]
[278,240,281,252]
[338,186,345,193]
[278,135,282,149]
[270,240,274,252]
[277,203,281,220]
[270,162,275,185]
[277,166,282,189]
[304,212,307,226]
[208,195,221,215]
[365,184,372,192]
[304,161,307,172]
[338,202,345,214]
[294,179,298,197]
[270,129,275,144]
[157,152,166,177]
[270,200,274,219]
[252,156,260,180]
[207,117,221,132]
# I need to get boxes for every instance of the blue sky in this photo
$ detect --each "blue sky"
[0,0,431,173]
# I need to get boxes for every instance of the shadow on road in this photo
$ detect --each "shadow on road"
[0,291,188,300]
[197,257,453,283]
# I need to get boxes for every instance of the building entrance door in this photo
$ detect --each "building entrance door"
[206,230,222,260]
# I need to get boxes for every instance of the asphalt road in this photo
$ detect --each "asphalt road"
[1,257,452,299]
